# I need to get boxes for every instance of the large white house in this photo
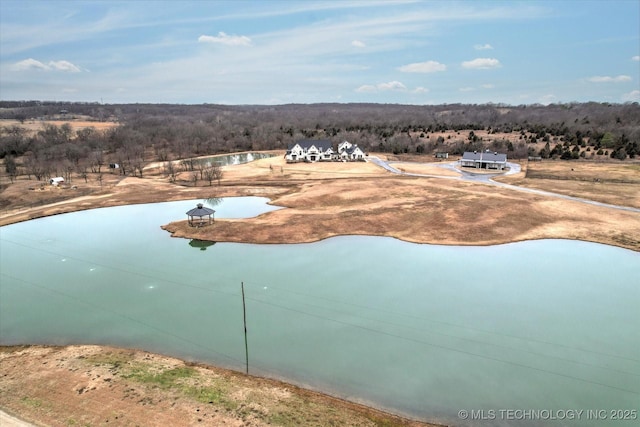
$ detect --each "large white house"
[337,141,366,161]
[285,139,366,162]
[285,139,334,162]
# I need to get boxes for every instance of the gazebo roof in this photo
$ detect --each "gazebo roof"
[186,203,215,216]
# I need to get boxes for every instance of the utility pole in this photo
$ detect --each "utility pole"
[241,282,249,375]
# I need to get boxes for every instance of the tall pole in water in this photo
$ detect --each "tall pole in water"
[241,282,249,375]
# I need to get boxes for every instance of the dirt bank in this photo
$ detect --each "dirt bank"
[162,174,640,251]
[0,345,441,427]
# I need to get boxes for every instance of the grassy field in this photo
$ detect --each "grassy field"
[495,160,640,208]
[1,345,436,427]
[0,118,118,136]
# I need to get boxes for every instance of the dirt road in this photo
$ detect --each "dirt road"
[0,410,33,427]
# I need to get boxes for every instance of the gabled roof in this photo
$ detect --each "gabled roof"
[462,151,507,162]
[288,139,333,151]
[345,145,363,155]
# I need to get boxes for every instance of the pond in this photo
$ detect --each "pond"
[1,198,638,427]
[195,152,276,167]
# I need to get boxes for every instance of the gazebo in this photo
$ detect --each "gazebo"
[186,203,215,227]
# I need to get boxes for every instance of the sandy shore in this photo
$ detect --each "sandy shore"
[0,345,441,427]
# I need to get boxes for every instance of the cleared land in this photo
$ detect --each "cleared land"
[386,161,463,177]
[494,160,640,209]
[0,345,436,427]
[0,118,118,135]
[162,154,640,251]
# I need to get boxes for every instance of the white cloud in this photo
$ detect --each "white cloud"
[198,32,252,46]
[12,58,49,71]
[355,84,377,93]
[459,87,474,92]
[462,58,501,69]
[632,56,640,61]
[378,81,406,91]
[356,81,406,93]
[622,90,640,102]
[49,60,82,72]
[588,75,632,83]
[398,60,446,73]
[412,87,429,94]
[474,43,493,50]
[351,40,366,48]
[11,58,82,72]
[481,83,494,89]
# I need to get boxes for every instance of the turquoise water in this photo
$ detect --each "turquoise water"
[1,198,638,427]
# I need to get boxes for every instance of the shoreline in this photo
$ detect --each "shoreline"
[0,344,443,427]
[162,218,638,252]
[1,153,638,252]
[1,183,638,252]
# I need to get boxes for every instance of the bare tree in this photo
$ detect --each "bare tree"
[196,160,206,180]
[4,155,18,182]
[164,161,178,183]
[77,161,89,183]
[62,159,74,183]
[89,150,104,173]
[24,154,48,181]
[212,163,223,185]
[202,163,223,186]
[202,166,215,186]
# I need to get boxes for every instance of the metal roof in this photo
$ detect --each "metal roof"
[186,203,215,216]
[462,151,507,162]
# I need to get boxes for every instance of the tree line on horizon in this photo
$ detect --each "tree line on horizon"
[1,101,639,183]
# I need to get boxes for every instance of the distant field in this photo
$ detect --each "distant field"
[525,160,640,183]
[495,160,640,208]
[0,118,118,135]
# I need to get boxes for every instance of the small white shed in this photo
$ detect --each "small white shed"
[49,177,65,186]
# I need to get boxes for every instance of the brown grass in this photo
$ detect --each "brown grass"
[2,153,639,251]
[495,160,640,208]
[0,345,437,427]
[164,172,640,251]
[388,162,462,177]
[0,118,118,136]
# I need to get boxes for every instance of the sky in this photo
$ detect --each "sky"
[1,0,639,105]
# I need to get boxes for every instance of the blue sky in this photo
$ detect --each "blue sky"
[1,0,638,105]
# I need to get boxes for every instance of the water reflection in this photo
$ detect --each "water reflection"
[188,239,216,251]
[196,152,275,167]
[204,197,222,208]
